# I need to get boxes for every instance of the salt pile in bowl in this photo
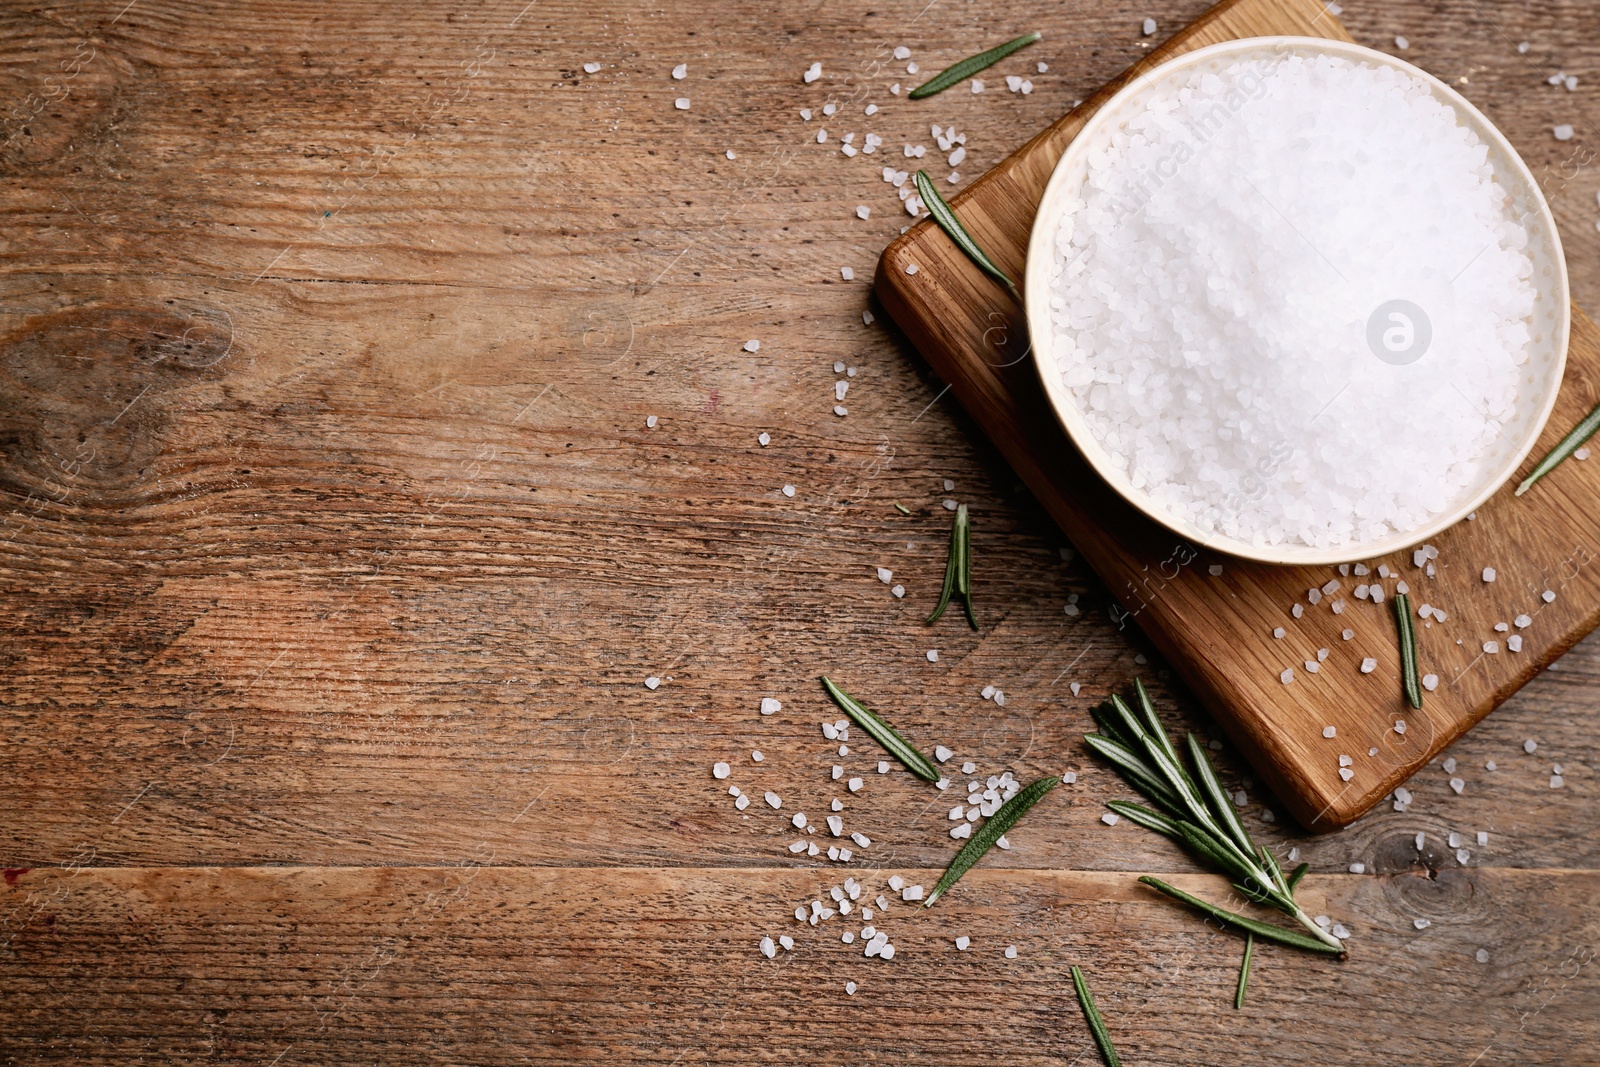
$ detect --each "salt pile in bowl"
[1048,53,1536,550]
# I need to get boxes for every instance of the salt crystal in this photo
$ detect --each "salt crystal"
[955,935,970,950]
[878,761,890,774]
[1542,590,1556,603]
[713,762,730,779]
[735,794,749,810]
[1394,36,1409,50]
[1101,812,1120,826]
[1004,945,1018,959]
[1524,739,1538,753]
[674,98,690,110]
[760,936,776,958]
[1323,726,1337,738]
[1360,658,1377,674]
[926,649,938,662]
[1141,17,1157,35]
[803,61,822,83]
[1273,627,1286,639]
[848,777,863,792]
[1554,124,1575,141]
[672,63,687,79]
[1476,949,1490,963]
[1349,862,1365,874]
[1281,668,1295,684]
[1507,635,1522,652]
[1422,673,1439,691]
[1449,777,1464,794]
[1414,918,1431,929]
[583,61,602,73]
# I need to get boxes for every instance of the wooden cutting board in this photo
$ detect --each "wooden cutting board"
[875,0,1600,830]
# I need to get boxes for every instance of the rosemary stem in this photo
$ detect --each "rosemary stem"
[1291,904,1345,952]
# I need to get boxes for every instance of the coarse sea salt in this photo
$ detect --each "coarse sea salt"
[1048,55,1536,549]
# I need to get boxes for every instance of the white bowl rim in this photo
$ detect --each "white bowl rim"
[1024,35,1572,567]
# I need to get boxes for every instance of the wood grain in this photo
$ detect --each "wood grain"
[875,0,1600,830]
[0,0,1597,1063]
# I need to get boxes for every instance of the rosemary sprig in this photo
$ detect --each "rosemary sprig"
[914,169,1021,305]
[909,31,1042,99]
[1137,877,1344,956]
[1516,399,1600,496]
[1234,933,1255,1010]
[1393,592,1422,710]
[927,503,978,629]
[1069,965,1121,1067]
[819,676,940,782]
[1083,681,1344,954]
[924,774,1057,906]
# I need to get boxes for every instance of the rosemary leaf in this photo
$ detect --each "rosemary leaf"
[928,503,977,628]
[1089,702,1138,751]
[1082,734,1186,817]
[1070,965,1122,1067]
[1106,799,1179,837]
[924,775,1057,906]
[1392,592,1423,710]
[1516,399,1600,496]
[894,503,911,515]
[913,169,1020,304]
[1287,862,1309,891]
[1234,933,1255,1010]
[1184,732,1256,859]
[819,676,940,782]
[958,504,978,630]
[909,31,1042,99]
[1137,877,1346,957]
[926,509,960,623]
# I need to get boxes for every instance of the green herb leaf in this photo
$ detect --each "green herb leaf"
[913,170,1020,305]
[909,32,1041,99]
[1234,933,1255,1010]
[1516,399,1600,496]
[1070,965,1122,1067]
[1393,592,1423,710]
[958,504,978,630]
[1106,799,1179,837]
[1287,862,1309,891]
[924,774,1057,906]
[1083,734,1186,817]
[894,503,911,515]
[1185,732,1256,860]
[926,507,960,623]
[1137,876,1346,956]
[928,503,976,628]
[819,676,940,782]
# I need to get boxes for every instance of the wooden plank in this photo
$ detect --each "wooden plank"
[875,0,1600,829]
[2,864,1597,1065]
[0,0,1596,1062]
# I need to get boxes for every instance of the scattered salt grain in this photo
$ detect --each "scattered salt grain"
[1551,774,1565,788]
[1507,635,1523,652]
[1483,567,1496,583]
[674,98,690,110]
[1102,811,1121,826]
[1349,862,1365,874]
[1062,771,1078,784]
[765,791,782,809]
[1322,726,1337,738]
[878,761,890,773]
[583,61,602,73]
[1360,658,1377,674]
[645,676,660,690]
[782,484,795,498]
[1394,36,1409,50]
[1005,945,1018,959]
[1524,739,1538,753]
[855,205,870,220]
[848,777,863,792]
[1342,628,1355,641]
[1281,668,1295,684]
[1554,124,1575,141]
[1414,917,1431,930]
[926,649,939,662]
[760,936,776,958]
[1422,673,1439,691]
[713,762,731,779]
[803,61,822,84]
[1483,640,1499,654]
[971,80,984,93]
[760,697,781,716]
[735,794,749,810]
[905,264,919,275]
[1542,589,1556,603]
[757,432,771,447]
[1273,627,1286,639]
[1449,777,1465,794]
[1142,17,1157,35]
[1476,949,1490,963]
[950,823,971,839]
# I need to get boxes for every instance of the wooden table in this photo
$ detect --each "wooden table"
[1,1,1595,1062]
